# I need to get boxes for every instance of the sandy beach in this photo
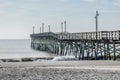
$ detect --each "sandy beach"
[0,61,120,80]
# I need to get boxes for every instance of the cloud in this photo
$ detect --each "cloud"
[58,0,67,2]
[82,0,97,2]
[0,1,13,8]
[100,10,120,13]
[114,0,120,7]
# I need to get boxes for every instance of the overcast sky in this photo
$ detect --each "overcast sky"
[0,0,120,39]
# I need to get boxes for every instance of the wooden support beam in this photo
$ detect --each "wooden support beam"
[113,42,116,60]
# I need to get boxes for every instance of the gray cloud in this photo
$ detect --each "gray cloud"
[114,0,120,7]
[82,0,97,2]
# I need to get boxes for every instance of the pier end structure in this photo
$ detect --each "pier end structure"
[30,32,58,53]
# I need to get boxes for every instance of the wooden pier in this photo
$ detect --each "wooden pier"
[30,30,120,60]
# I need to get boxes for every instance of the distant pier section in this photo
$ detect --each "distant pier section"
[30,30,120,60]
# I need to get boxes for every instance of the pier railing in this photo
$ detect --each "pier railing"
[30,30,120,41]
[30,32,58,39]
[58,30,120,41]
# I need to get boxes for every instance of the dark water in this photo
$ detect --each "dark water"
[0,39,54,59]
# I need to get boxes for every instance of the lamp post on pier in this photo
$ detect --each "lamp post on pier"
[33,26,35,34]
[64,20,66,33]
[61,22,63,33]
[40,27,41,33]
[95,10,99,40]
[42,23,44,33]
[48,25,50,32]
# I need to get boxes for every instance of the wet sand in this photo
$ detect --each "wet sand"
[1,60,120,68]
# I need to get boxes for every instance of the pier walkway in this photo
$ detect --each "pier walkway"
[30,30,120,60]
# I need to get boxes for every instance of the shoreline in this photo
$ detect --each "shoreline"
[0,57,54,62]
[1,60,120,67]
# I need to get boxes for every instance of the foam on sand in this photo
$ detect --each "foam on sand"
[52,56,78,61]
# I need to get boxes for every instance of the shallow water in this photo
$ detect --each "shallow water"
[0,39,54,59]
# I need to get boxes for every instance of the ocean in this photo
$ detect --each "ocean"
[0,39,54,59]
